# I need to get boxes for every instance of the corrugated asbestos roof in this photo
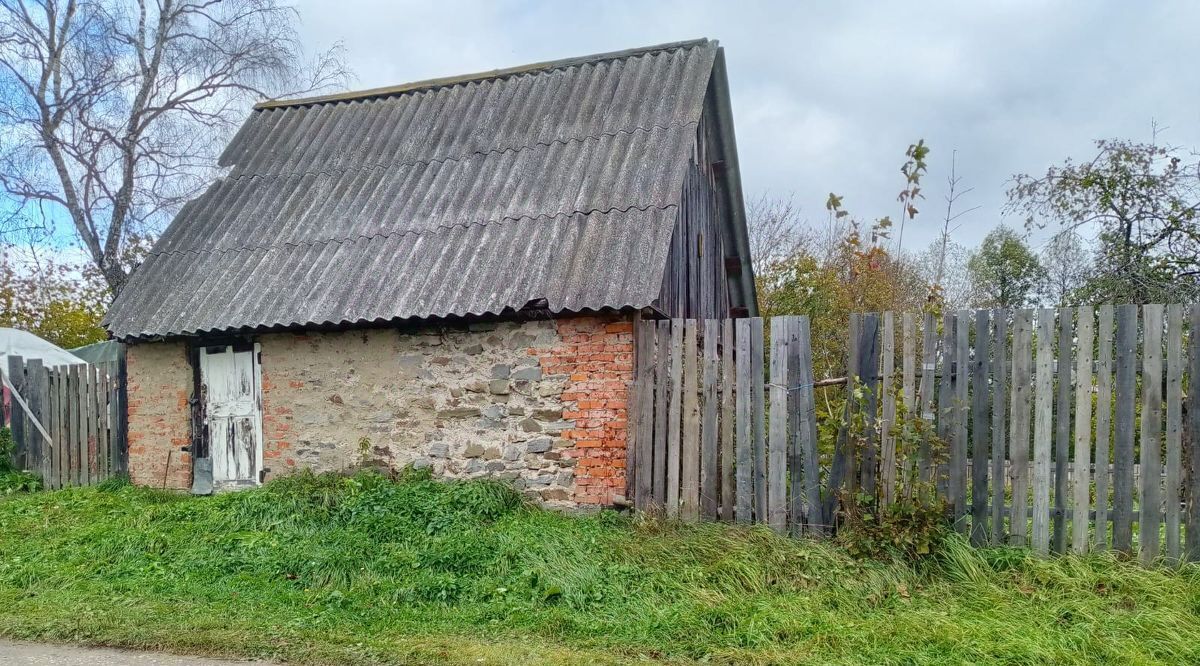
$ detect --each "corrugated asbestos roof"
[105,39,720,339]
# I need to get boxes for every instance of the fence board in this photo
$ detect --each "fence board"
[952,311,969,532]
[1140,304,1164,565]
[796,317,822,535]
[56,366,68,488]
[1113,304,1138,553]
[1010,310,1033,547]
[69,364,84,486]
[970,309,990,545]
[721,319,735,521]
[681,321,701,521]
[1095,305,1115,551]
[1164,305,1183,561]
[1033,309,1056,555]
[918,312,937,484]
[666,319,684,516]
[6,356,27,470]
[938,311,955,501]
[735,318,753,524]
[1072,307,1095,554]
[991,310,1009,544]
[26,359,46,481]
[98,366,112,481]
[859,314,882,496]
[701,319,720,519]
[881,312,897,506]
[768,317,789,532]
[827,314,860,526]
[1053,307,1073,554]
[634,321,655,508]
[653,321,670,507]
[751,317,766,524]
[1187,305,1200,561]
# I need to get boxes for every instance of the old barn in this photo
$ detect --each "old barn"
[103,38,755,506]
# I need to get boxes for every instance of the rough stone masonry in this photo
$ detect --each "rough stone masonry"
[124,315,634,507]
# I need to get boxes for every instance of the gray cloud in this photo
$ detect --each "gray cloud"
[293,0,1200,251]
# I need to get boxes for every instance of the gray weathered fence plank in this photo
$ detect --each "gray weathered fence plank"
[721,318,735,521]
[859,313,881,496]
[970,310,990,545]
[918,312,937,485]
[55,366,67,489]
[881,312,897,507]
[951,311,970,531]
[1072,307,1095,554]
[653,321,670,507]
[1140,304,1164,565]
[991,310,1009,544]
[768,317,789,532]
[785,316,803,534]
[26,359,46,481]
[87,364,100,484]
[796,317,822,535]
[634,321,655,508]
[701,319,720,519]
[827,314,860,526]
[68,363,82,486]
[681,319,701,521]
[1113,304,1138,553]
[751,317,766,523]
[1053,307,1073,554]
[735,318,753,524]
[98,366,112,482]
[666,319,685,516]
[1186,305,1200,561]
[1094,305,1114,551]
[6,356,26,470]
[1010,309,1033,547]
[1164,304,1183,561]
[1033,309,1056,555]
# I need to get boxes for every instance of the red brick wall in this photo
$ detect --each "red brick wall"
[531,315,634,505]
[125,341,192,489]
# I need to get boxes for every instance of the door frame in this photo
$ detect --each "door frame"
[189,338,264,492]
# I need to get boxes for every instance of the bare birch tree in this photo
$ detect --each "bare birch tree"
[0,0,348,293]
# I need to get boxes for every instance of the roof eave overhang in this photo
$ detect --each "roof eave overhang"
[709,46,758,317]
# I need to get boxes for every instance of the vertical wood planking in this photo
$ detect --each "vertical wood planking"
[970,310,991,545]
[918,312,937,484]
[25,359,46,482]
[98,366,112,481]
[720,319,735,521]
[653,321,670,507]
[55,366,67,488]
[68,363,82,486]
[666,319,685,516]
[1033,309,1056,555]
[1112,304,1138,553]
[902,313,917,494]
[750,317,766,523]
[1053,308,1074,554]
[881,312,897,507]
[87,364,100,484]
[938,312,956,501]
[767,317,789,532]
[796,317,822,535]
[634,321,655,508]
[1139,304,1164,565]
[1186,305,1200,561]
[681,320,701,522]
[1094,305,1115,551]
[1072,307,1095,554]
[701,319,720,519]
[827,314,860,526]
[1010,310,1033,546]
[859,313,881,495]
[991,310,1009,544]
[5,356,26,470]
[952,311,970,531]
[735,318,753,523]
[1164,305,1183,561]
[786,316,803,534]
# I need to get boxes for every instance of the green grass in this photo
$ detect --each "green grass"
[0,470,1197,665]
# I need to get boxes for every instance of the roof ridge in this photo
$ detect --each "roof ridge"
[147,203,680,259]
[255,38,713,110]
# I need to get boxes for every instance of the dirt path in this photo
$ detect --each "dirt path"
[0,639,272,665]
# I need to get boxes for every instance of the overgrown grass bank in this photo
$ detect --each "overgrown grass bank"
[0,471,1196,665]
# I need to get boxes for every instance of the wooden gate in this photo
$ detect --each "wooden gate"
[3,351,127,488]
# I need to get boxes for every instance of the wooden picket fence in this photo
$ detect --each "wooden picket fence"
[630,305,1200,564]
[3,352,128,488]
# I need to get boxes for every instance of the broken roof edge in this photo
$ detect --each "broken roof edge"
[255,38,714,110]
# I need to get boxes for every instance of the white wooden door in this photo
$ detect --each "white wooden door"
[199,343,263,487]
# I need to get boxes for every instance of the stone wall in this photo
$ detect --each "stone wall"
[125,341,192,489]
[124,314,635,506]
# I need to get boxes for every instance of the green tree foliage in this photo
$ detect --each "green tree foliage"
[1008,139,1200,304]
[965,226,1044,308]
[0,249,109,349]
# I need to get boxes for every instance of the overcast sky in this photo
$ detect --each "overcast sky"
[292,0,1200,253]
